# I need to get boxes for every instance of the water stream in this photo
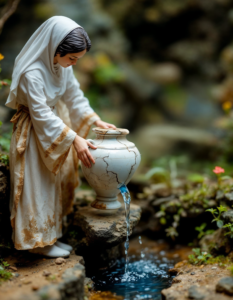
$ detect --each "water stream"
[119,184,131,273]
[90,185,175,299]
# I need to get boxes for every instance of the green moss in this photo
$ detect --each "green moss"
[188,248,230,266]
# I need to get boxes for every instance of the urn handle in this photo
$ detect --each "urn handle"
[87,139,95,147]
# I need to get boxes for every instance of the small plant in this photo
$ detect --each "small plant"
[195,223,215,239]
[188,248,212,265]
[165,226,178,240]
[223,223,233,238]
[0,260,12,282]
[227,264,233,275]
[206,205,228,228]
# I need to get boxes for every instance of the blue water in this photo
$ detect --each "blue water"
[92,243,174,300]
[91,184,174,299]
[119,184,131,273]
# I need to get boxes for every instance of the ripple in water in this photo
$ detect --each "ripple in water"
[92,240,174,300]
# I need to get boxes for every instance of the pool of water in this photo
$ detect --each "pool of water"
[91,238,175,300]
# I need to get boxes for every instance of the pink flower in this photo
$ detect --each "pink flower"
[213,166,225,174]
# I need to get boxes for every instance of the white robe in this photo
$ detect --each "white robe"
[9,68,99,250]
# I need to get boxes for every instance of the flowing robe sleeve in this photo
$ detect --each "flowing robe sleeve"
[61,70,100,138]
[20,73,77,175]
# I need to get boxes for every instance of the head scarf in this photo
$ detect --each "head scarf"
[6,16,80,109]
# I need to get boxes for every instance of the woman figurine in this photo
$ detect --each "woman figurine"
[5,16,116,257]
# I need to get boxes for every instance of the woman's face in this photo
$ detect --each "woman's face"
[54,49,87,68]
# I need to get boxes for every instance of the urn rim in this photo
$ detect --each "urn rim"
[92,127,129,135]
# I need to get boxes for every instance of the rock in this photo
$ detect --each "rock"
[191,272,196,275]
[212,267,217,270]
[74,204,141,246]
[9,266,17,271]
[84,277,94,289]
[147,63,182,84]
[188,285,206,299]
[55,258,66,265]
[175,261,187,268]
[32,285,39,291]
[216,190,225,200]
[222,210,233,224]
[216,277,233,295]
[172,278,182,284]
[199,228,231,255]
[168,268,179,275]
[152,195,176,207]
[225,192,233,201]
[43,270,51,277]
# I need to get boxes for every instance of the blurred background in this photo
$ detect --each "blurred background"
[1,0,233,176]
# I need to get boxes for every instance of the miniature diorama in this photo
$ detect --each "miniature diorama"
[1,1,233,300]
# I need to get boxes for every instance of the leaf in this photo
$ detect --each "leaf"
[217,220,224,228]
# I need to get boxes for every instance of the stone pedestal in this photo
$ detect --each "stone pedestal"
[73,204,141,271]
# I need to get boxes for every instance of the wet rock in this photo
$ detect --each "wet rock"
[188,285,206,299]
[216,277,233,295]
[168,268,179,275]
[55,258,66,265]
[74,204,141,246]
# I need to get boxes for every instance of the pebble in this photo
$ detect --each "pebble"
[43,270,51,277]
[9,266,18,271]
[32,285,39,291]
[55,257,66,265]
[212,267,217,270]
[191,272,196,275]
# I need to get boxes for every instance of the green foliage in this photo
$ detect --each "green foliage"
[227,264,233,275]
[188,248,212,265]
[188,248,229,266]
[195,223,215,239]
[145,167,171,187]
[0,260,12,282]
[206,205,228,228]
[187,173,205,184]
[94,63,124,85]
[165,226,178,240]
[223,223,233,238]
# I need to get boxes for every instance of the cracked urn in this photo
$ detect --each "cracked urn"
[81,127,141,212]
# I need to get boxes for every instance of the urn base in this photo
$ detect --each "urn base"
[91,196,122,213]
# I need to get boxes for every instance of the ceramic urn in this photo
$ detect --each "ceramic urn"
[81,127,141,212]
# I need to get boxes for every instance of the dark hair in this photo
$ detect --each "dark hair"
[55,27,91,57]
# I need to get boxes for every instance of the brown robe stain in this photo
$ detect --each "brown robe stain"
[44,126,70,158]
[22,217,38,244]
[75,112,99,135]
[52,148,70,175]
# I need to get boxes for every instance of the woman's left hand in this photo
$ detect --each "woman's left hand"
[94,120,116,129]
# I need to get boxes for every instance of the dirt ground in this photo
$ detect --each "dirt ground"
[0,252,84,300]
[162,260,233,300]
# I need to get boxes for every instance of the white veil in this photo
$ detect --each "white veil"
[5,16,80,109]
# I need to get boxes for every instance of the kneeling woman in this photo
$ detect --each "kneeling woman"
[6,16,116,257]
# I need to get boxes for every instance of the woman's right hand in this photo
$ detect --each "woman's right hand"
[73,135,97,168]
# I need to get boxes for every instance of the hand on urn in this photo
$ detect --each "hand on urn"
[94,120,116,129]
[73,135,97,168]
